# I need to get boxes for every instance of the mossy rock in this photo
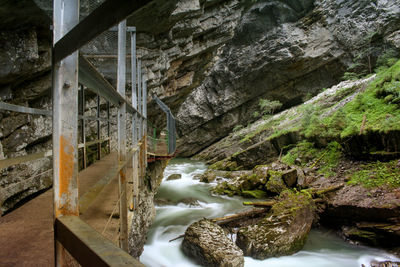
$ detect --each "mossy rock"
[253,165,269,180]
[212,171,269,197]
[265,171,287,194]
[210,159,239,171]
[236,191,314,259]
[200,170,217,183]
[242,190,267,199]
[341,226,379,246]
[212,181,241,196]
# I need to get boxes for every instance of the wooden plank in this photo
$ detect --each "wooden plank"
[55,216,144,267]
[53,0,152,63]
[79,151,135,214]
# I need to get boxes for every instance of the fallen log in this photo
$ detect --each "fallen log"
[243,201,275,207]
[211,208,268,226]
[315,183,344,196]
[243,197,327,207]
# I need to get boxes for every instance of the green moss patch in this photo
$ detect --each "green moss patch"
[209,159,239,171]
[347,160,400,188]
[303,60,400,139]
[242,190,267,199]
[281,141,342,177]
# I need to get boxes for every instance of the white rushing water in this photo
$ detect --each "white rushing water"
[141,158,399,267]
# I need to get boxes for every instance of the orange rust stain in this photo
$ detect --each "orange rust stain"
[119,169,126,183]
[56,135,78,218]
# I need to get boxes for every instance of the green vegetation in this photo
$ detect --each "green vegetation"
[259,99,283,115]
[209,159,239,171]
[347,160,400,188]
[242,190,267,199]
[281,141,342,177]
[238,58,400,149]
[233,124,243,132]
[271,189,314,216]
[253,111,260,118]
[375,48,399,73]
[302,60,400,139]
[281,141,317,166]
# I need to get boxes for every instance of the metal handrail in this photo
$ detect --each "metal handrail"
[1,0,177,265]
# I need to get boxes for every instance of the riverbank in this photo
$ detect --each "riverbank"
[140,159,399,266]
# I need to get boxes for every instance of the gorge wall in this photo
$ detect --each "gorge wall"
[137,0,400,157]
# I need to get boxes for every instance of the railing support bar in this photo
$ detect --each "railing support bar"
[80,85,87,169]
[117,20,128,251]
[130,30,139,211]
[53,0,80,266]
[97,94,101,160]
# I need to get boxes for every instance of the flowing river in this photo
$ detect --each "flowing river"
[141,159,399,267]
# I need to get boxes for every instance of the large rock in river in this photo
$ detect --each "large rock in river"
[182,219,244,267]
[236,191,314,259]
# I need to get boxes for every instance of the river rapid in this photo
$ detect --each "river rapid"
[141,158,399,267]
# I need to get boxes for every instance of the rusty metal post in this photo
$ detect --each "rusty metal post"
[53,0,79,265]
[136,60,143,180]
[142,74,147,168]
[137,60,142,142]
[97,94,101,160]
[130,29,139,211]
[80,85,87,169]
[117,20,128,251]
[107,101,111,153]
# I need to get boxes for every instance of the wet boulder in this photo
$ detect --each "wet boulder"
[236,191,314,259]
[369,261,400,267]
[179,198,200,207]
[154,198,173,206]
[166,173,182,180]
[182,219,244,267]
[200,170,217,183]
[212,172,268,197]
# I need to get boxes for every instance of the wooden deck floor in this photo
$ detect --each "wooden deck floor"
[0,153,132,266]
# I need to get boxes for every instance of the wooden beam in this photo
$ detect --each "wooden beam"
[53,0,151,63]
[55,216,144,267]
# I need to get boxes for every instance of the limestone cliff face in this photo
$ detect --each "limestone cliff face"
[0,3,52,214]
[169,0,400,156]
[78,0,400,158]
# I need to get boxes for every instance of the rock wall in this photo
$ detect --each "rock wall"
[0,23,52,214]
[172,0,400,156]
[128,159,168,258]
[84,0,400,158]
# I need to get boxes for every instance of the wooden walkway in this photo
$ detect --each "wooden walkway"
[0,153,133,266]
